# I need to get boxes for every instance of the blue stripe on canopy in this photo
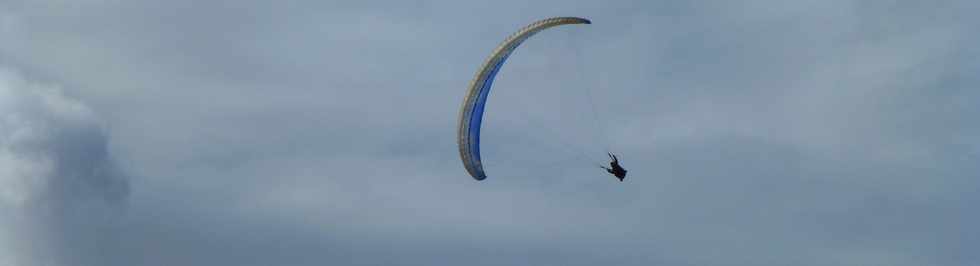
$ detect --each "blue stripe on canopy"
[465,50,515,180]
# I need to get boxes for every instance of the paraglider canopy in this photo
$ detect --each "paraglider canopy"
[457,17,591,180]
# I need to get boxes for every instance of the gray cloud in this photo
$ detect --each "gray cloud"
[1,1,978,265]
[0,67,128,266]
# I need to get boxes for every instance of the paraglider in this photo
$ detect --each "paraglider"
[456,17,597,181]
[600,153,628,182]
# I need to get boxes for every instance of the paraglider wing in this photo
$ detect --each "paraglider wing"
[457,17,591,180]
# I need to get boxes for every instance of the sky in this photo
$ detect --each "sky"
[1,0,979,265]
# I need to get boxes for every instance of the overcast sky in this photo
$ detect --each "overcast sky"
[1,1,978,265]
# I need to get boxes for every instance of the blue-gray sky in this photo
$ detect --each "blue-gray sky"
[1,1,978,265]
